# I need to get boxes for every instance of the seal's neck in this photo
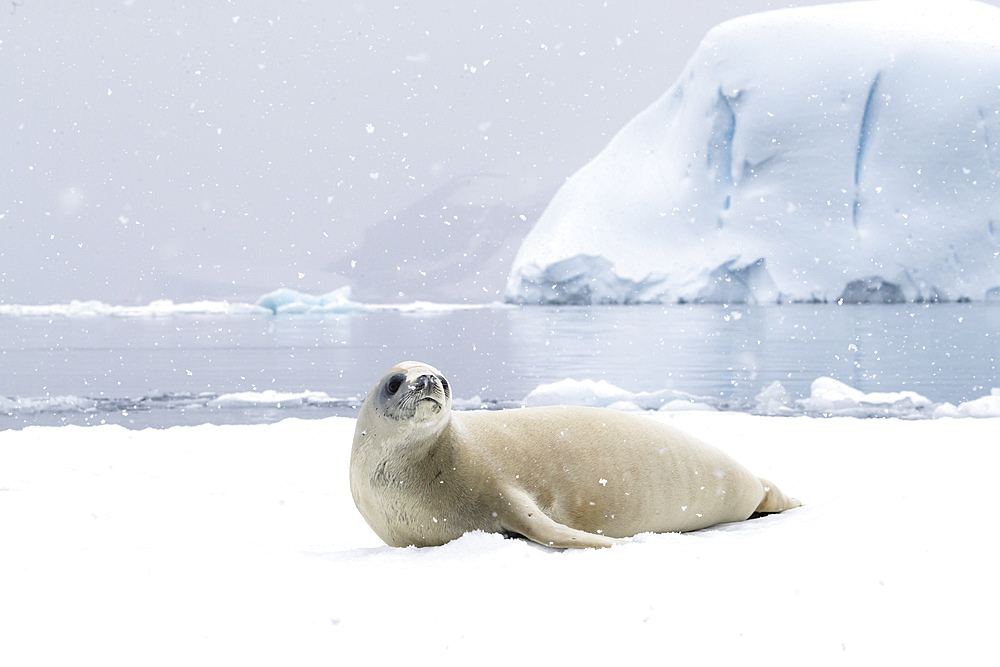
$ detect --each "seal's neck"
[362,413,451,462]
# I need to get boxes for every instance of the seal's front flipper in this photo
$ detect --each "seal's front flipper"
[498,487,621,549]
[755,478,801,514]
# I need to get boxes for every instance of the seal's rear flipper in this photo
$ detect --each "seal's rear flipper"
[754,478,801,514]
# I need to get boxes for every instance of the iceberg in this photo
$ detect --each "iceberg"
[506,0,1000,304]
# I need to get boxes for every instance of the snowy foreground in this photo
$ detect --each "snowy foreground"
[2,412,997,664]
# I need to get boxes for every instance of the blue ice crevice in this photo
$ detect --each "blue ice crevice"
[978,108,999,175]
[853,72,883,229]
[708,88,739,230]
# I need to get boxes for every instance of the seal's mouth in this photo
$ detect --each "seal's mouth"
[416,396,442,413]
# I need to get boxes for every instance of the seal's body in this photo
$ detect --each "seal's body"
[350,362,800,549]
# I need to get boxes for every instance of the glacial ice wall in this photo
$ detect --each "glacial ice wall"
[505,0,1000,304]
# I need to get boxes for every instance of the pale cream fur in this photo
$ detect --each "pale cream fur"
[350,361,800,549]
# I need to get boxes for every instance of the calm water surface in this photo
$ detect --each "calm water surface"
[1,303,997,428]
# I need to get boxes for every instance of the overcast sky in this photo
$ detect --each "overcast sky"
[4,1,998,304]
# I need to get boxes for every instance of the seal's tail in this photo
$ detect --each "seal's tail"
[755,478,801,513]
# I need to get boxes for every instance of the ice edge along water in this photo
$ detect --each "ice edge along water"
[3,375,999,423]
[505,0,1000,305]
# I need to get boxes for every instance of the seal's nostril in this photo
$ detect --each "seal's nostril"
[413,374,431,391]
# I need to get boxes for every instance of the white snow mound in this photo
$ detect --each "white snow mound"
[506,0,1000,304]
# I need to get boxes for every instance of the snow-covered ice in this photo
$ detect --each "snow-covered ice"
[2,412,997,664]
[507,0,1000,305]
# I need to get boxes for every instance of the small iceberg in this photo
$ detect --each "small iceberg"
[254,286,368,315]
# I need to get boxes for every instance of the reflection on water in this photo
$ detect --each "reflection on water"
[2,303,998,428]
[350,303,999,406]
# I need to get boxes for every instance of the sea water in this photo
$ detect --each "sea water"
[1,303,997,429]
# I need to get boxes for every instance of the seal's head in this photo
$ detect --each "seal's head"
[363,361,452,424]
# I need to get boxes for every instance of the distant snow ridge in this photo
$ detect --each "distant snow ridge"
[506,0,1000,305]
[0,288,503,319]
[254,287,505,314]
[0,300,269,318]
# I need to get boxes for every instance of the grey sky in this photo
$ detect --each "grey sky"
[4,1,996,304]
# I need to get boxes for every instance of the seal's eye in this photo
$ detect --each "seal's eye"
[440,376,450,398]
[385,373,405,395]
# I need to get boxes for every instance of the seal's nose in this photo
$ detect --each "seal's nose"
[412,374,432,391]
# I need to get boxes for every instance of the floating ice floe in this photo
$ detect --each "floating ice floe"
[794,376,935,418]
[523,377,719,412]
[932,389,1000,418]
[0,395,99,415]
[207,390,341,409]
[520,376,1000,419]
